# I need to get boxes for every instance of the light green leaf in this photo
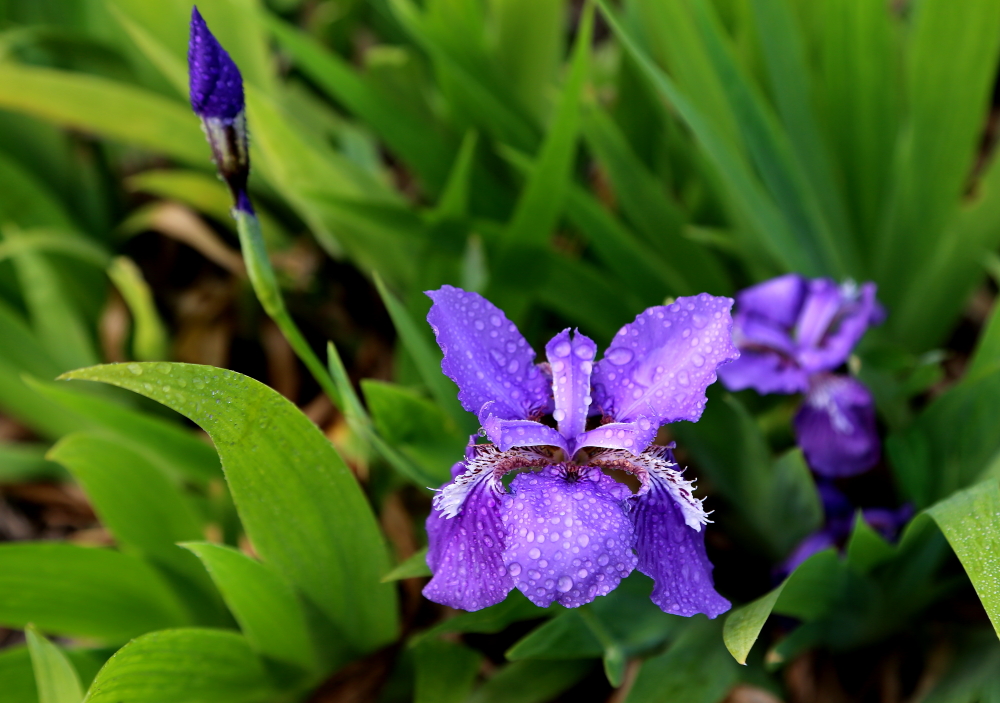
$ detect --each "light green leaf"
[47,433,224,626]
[26,625,84,703]
[0,64,206,165]
[362,379,465,486]
[501,2,591,250]
[722,587,784,666]
[61,363,398,659]
[83,629,275,703]
[927,479,1000,639]
[373,273,468,429]
[107,256,168,361]
[27,376,222,483]
[0,542,189,642]
[182,542,320,673]
[414,640,482,703]
[382,547,432,582]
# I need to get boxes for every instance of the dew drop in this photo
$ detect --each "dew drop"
[553,341,572,357]
[490,314,502,327]
[606,348,634,365]
[127,363,143,376]
[528,547,541,560]
[552,409,566,422]
[574,345,594,360]
[557,576,573,592]
[508,562,522,576]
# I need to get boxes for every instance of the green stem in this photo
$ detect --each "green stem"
[233,208,342,409]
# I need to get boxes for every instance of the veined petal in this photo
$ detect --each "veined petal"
[546,329,597,441]
[574,418,657,457]
[794,374,879,477]
[631,468,729,618]
[796,281,882,374]
[424,477,512,611]
[479,412,569,454]
[592,294,738,428]
[426,286,552,421]
[500,466,636,608]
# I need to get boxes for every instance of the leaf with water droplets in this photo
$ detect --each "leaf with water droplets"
[927,479,1000,639]
[59,362,398,662]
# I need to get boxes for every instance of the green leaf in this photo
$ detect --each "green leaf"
[362,379,466,485]
[61,363,398,659]
[501,2,591,251]
[0,442,63,482]
[722,549,844,664]
[417,591,556,642]
[414,640,482,703]
[27,376,222,483]
[580,106,729,295]
[382,547,432,582]
[0,542,189,642]
[927,479,1000,639]
[506,612,603,661]
[48,433,224,625]
[845,512,895,575]
[107,256,168,361]
[26,625,84,703]
[625,618,737,703]
[182,542,320,673]
[466,660,591,703]
[0,64,206,165]
[876,0,1000,318]
[265,13,453,192]
[0,152,76,229]
[84,629,275,703]
[0,647,38,703]
[373,273,469,429]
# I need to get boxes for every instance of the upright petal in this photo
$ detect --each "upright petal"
[632,474,730,618]
[425,474,513,611]
[188,7,244,120]
[794,374,880,477]
[796,281,882,374]
[736,273,807,329]
[592,294,738,428]
[426,286,552,420]
[500,466,636,608]
[546,330,597,443]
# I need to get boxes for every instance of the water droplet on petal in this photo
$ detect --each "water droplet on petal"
[553,341,571,357]
[557,576,573,592]
[606,348,633,365]
[508,562,522,576]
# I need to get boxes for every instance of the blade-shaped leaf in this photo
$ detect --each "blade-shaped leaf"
[0,542,189,642]
[182,542,320,673]
[60,363,398,658]
[414,640,482,703]
[26,625,84,703]
[84,629,275,703]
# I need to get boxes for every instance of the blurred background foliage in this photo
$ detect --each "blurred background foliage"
[1,0,1000,701]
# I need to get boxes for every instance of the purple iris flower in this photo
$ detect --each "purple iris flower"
[422,286,739,617]
[780,483,913,574]
[188,7,251,211]
[719,274,884,477]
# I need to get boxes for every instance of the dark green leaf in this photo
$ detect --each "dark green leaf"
[414,640,482,703]
[467,660,591,703]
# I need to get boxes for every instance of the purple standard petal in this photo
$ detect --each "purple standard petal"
[736,273,807,329]
[426,286,552,421]
[794,374,880,477]
[424,475,513,611]
[546,330,597,445]
[500,466,637,608]
[796,281,882,374]
[632,467,730,618]
[188,7,244,120]
[593,293,738,428]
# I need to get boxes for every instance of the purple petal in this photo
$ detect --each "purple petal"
[794,374,880,477]
[574,419,658,456]
[500,466,636,608]
[779,530,836,575]
[632,473,730,618]
[796,281,882,374]
[546,330,597,442]
[480,414,569,454]
[736,273,807,329]
[426,286,552,421]
[188,7,244,120]
[718,349,810,395]
[862,504,914,542]
[592,294,739,428]
[424,475,513,611]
